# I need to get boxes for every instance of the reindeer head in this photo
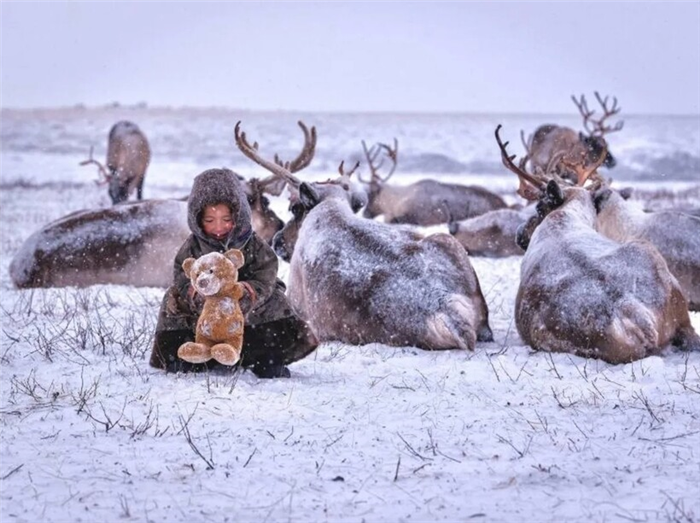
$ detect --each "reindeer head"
[495,124,606,250]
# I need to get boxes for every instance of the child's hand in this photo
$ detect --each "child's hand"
[239,282,257,316]
[187,285,205,314]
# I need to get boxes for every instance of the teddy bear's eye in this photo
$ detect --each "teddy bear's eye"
[208,269,214,274]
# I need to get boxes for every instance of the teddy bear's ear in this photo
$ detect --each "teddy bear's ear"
[182,258,195,278]
[224,249,245,269]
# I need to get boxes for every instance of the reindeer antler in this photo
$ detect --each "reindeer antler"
[79,146,111,185]
[273,121,317,173]
[495,125,547,201]
[591,91,624,137]
[560,141,608,188]
[234,121,302,189]
[358,138,398,184]
[572,92,624,138]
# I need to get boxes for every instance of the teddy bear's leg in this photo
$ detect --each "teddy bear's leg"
[178,342,212,364]
[210,343,242,366]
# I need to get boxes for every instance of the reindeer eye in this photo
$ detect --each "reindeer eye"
[261,196,270,206]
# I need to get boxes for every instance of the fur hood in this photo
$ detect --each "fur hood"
[187,168,253,250]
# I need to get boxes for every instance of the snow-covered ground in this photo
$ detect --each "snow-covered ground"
[1,108,699,522]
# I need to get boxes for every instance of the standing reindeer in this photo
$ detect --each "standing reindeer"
[495,125,699,364]
[523,92,624,182]
[360,139,506,225]
[81,120,151,204]
[235,121,493,351]
[594,186,700,311]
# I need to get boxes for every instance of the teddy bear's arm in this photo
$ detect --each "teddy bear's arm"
[232,282,246,301]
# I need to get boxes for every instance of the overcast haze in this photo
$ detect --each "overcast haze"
[1,1,699,115]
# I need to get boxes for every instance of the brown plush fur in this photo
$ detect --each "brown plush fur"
[177,249,246,366]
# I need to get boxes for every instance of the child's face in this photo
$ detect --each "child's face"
[202,204,234,240]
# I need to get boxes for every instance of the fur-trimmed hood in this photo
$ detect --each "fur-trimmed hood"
[187,168,253,250]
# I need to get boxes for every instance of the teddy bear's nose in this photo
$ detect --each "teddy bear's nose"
[198,279,209,290]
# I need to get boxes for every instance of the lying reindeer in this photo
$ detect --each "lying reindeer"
[81,120,151,205]
[523,92,623,182]
[447,205,534,258]
[359,139,506,225]
[9,150,303,289]
[235,121,493,351]
[594,186,700,311]
[10,199,189,288]
[495,125,699,364]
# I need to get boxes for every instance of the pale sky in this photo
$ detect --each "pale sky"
[1,1,699,115]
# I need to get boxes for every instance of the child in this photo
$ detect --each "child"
[149,168,318,378]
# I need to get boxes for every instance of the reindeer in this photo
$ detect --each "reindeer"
[80,120,151,205]
[495,125,699,364]
[593,186,700,311]
[523,92,624,183]
[10,199,189,288]
[447,205,534,258]
[359,139,507,226]
[235,121,493,351]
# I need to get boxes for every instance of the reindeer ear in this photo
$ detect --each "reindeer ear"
[299,182,320,209]
[182,258,195,278]
[224,249,245,269]
[545,180,564,207]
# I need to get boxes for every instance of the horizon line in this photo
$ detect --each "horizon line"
[1,103,699,119]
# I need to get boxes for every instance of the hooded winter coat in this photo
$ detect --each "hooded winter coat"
[150,168,309,371]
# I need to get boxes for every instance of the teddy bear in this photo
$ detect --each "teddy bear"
[177,249,247,366]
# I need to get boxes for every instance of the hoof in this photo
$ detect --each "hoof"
[178,342,212,364]
[211,344,241,366]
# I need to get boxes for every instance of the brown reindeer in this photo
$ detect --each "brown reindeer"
[495,124,699,363]
[235,121,493,350]
[359,139,507,225]
[80,120,151,205]
[10,199,189,288]
[523,92,624,182]
[593,186,700,311]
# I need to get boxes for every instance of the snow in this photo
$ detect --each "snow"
[1,109,699,522]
